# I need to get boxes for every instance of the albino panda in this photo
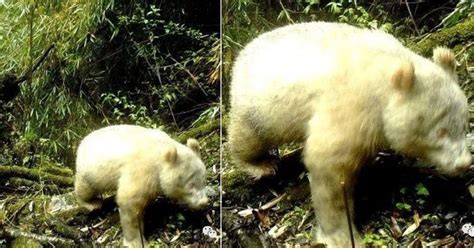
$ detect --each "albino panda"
[74,125,208,248]
[228,22,472,247]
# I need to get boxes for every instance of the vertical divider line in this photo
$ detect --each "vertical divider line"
[219,0,223,246]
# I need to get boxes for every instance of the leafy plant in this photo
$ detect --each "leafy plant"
[97,3,219,127]
[191,104,219,128]
[100,92,159,129]
[442,0,474,27]
[363,233,390,246]
[1,1,219,165]
[396,183,430,212]
[328,3,394,32]
[0,0,115,162]
[396,202,412,211]
[415,183,429,197]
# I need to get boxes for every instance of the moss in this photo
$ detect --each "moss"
[41,215,84,241]
[410,15,474,56]
[200,131,221,169]
[4,194,76,225]
[10,237,43,248]
[0,165,74,187]
[0,209,5,225]
[7,177,63,193]
[279,206,307,227]
[17,195,51,225]
[222,168,256,202]
[6,198,31,219]
[175,118,220,143]
[41,165,74,177]
[149,239,170,247]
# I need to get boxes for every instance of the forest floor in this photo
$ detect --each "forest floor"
[0,121,221,247]
[221,138,474,247]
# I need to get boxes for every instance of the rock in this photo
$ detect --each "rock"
[467,132,474,152]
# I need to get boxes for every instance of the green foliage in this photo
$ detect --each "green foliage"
[335,6,393,32]
[396,183,431,212]
[191,105,219,128]
[396,202,412,211]
[90,3,219,127]
[0,0,114,162]
[100,92,159,129]
[0,0,114,74]
[363,232,390,246]
[415,183,429,197]
[1,1,219,165]
[442,0,474,28]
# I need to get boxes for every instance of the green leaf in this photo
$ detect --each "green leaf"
[176,213,185,221]
[400,187,407,195]
[396,202,412,211]
[415,183,429,197]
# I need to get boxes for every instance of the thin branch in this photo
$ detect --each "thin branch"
[28,3,35,83]
[14,44,55,85]
[278,1,294,24]
[156,72,178,127]
[135,39,179,129]
[238,193,287,218]
[403,0,420,36]
[168,55,209,97]
[1,226,75,246]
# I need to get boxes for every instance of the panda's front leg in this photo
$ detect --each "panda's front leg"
[117,174,148,248]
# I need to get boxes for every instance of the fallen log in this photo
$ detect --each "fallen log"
[5,177,64,193]
[0,165,73,187]
[410,15,474,56]
[41,165,74,177]
[42,215,85,241]
[175,118,220,143]
[0,226,75,247]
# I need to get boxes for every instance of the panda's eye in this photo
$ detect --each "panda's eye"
[436,128,448,138]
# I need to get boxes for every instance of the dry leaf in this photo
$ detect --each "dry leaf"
[425,236,455,247]
[402,212,422,237]
[170,231,181,243]
[268,224,288,239]
[407,237,422,248]
[252,209,271,227]
[413,212,421,226]
[468,184,474,198]
[390,216,402,239]
[237,193,286,218]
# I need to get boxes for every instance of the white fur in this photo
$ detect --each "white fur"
[75,125,208,247]
[229,22,471,247]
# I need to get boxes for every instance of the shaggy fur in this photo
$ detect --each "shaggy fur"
[74,125,208,248]
[228,22,471,247]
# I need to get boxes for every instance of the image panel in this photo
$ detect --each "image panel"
[0,0,220,247]
[222,1,473,247]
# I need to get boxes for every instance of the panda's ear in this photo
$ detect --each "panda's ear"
[186,138,201,156]
[432,46,456,74]
[165,146,177,164]
[391,61,414,92]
